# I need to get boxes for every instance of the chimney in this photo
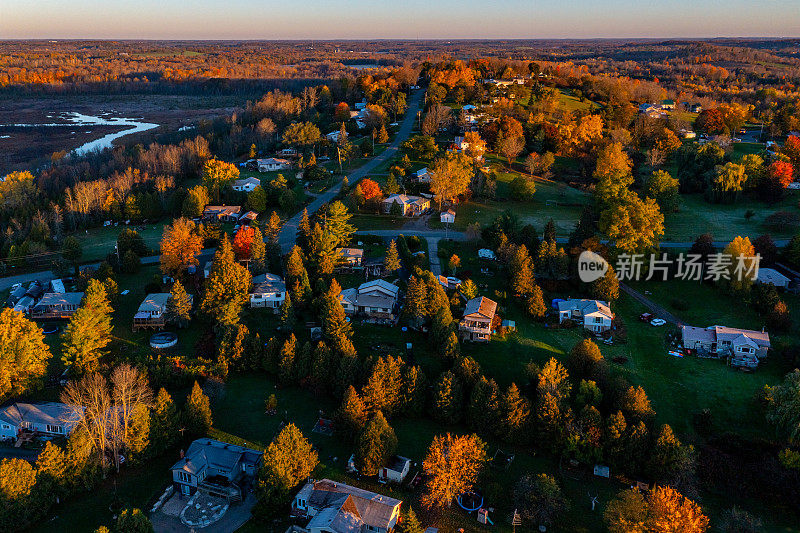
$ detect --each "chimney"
[179,449,184,459]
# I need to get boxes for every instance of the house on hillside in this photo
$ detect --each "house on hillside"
[557,299,614,332]
[326,131,341,143]
[413,167,431,183]
[381,194,430,216]
[0,402,78,441]
[232,177,261,192]
[170,438,263,500]
[292,479,402,533]
[203,205,242,222]
[756,268,791,289]
[661,99,676,110]
[257,158,292,172]
[459,296,498,342]
[249,273,286,310]
[30,292,84,320]
[339,279,400,324]
[680,325,770,367]
[379,456,412,484]
[337,248,364,271]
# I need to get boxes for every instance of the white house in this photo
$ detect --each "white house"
[453,136,469,151]
[170,438,263,499]
[381,194,430,216]
[756,268,791,289]
[232,177,261,192]
[337,248,364,270]
[379,456,412,483]
[30,292,84,319]
[326,131,341,143]
[278,147,298,157]
[249,273,287,310]
[0,402,79,441]
[557,299,614,332]
[440,209,456,224]
[681,325,771,368]
[133,293,170,331]
[257,158,291,172]
[459,296,498,342]
[478,248,497,260]
[293,479,402,533]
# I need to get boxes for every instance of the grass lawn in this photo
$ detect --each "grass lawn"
[74,223,165,263]
[663,191,800,242]
[558,89,600,113]
[350,213,408,231]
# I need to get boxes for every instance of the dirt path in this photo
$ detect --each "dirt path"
[620,282,684,326]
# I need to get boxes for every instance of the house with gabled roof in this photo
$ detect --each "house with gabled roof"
[339,279,400,324]
[459,296,498,342]
[257,158,292,172]
[29,292,84,319]
[250,273,287,310]
[680,325,770,367]
[293,479,402,533]
[381,194,430,216]
[232,176,261,192]
[203,205,242,222]
[0,402,79,441]
[170,438,263,501]
[557,299,613,333]
[337,248,364,271]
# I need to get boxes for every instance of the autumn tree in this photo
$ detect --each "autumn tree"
[61,280,113,373]
[160,218,203,276]
[384,239,401,272]
[355,411,398,476]
[184,381,212,436]
[599,192,664,254]
[319,279,356,358]
[604,489,648,533]
[422,433,487,509]
[645,170,680,213]
[647,486,709,532]
[201,235,252,325]
[497,133,526,166]
[765,369,800,444]
[61,372,114,469]
[591,265,620,302]
[723,235,757,292]
[115,508,154,533]
[429,152,473,209]
[336,386,368,440]
[568,339,604,381]
[182,185,209,218]
[514,473,567,529]
[202,159,239,202]
[509,245,535,296]
[0,309,51,402]
[359,178,382,201]
[232,225,255,261]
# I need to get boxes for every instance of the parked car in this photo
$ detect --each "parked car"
[639,312,654,322]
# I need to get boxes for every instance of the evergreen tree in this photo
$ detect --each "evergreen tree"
[543,219,557,243]
[320,279,356,358]
[279,334,297,385]
[400,365,426,415]
[500,383,531,443]
[384,174,400,196]
[568,339,604,381]
[355,411,398,476]
[115,508,154,533]
[399,507,424,533]
[431,371,464,423]
[510,245,535,296]
[336,385,368,440]
[647,424,691,483]
[285,245,311,308]
[384,240,401,272]
[149,388,178,453]
[377,123,390,144]
[200,235,252,326]
[296,208,312,254]
[361,355,404,416]
[308,222,338,276]
[526,283,547,319]
[591,265,620,302]
[279,293,296,331]
[467,376,501,437]
[250,226,267,275]
[310,341,336,395]
[166,280,192,328]
[184,381,212,436]
[61,279,113,373]
[322,200,356,248]
[403,275,428,326]
[294,341,313,383]
[35,441,67,503]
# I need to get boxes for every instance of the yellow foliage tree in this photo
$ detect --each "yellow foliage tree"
[160,218,204,276]
[422,433,487,509]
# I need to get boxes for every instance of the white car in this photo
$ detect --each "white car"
[650,318,667,327]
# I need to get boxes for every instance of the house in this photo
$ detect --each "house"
[558,299,614,332]
[326,131,341,143]
[381,194,430,216]
[250,273,287,310]
[364,259,387,279]
[232,177,261,192]
[0,402,78,441]
[133,293,192,331]
[459,296,498,342]
[661,99,676,110]
[438,275,462,290]
[30,292,84,320]
[278,147,298,157]
[680,325,770,367]
[239,211,258,225]
[50,279,66,293]
[453,136,469,151]
[413,167,431,183]
[689,103,703,113]
[257,158,292,172]
[339,279,400,324]
[337,248,364,271]
[756,268,791,289]
[170,438,263,500]
[203,205,242,222]
[203,259,214,279]
[440,209,455,224]
[293,479,402,533]
[379,456,412,484]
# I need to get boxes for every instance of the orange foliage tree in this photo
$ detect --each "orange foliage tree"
[647,486,709,533]
[422,433,487,509]
[233,226,256,260]
[359,178,382,200]
[768,160,795,189]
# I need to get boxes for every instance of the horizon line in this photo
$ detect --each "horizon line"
[2,36,800,42]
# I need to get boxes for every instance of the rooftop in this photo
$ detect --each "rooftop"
[463,296,497,319]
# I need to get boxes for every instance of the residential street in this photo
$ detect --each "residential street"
[277,89,424,251]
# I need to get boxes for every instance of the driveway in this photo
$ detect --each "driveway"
[620,282,684,326]
[151,491,257,533]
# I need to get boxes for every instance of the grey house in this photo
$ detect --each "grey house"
[170,438,263,501]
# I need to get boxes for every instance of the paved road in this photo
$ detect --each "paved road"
[278,90,424,252]
[427,238,442,276]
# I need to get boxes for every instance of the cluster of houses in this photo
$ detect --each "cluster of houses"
[202,205,258,225]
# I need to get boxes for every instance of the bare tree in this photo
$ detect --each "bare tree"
[61,373,114,472]
[110,364,153,471]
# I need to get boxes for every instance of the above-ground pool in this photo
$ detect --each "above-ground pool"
[150,332,178,349]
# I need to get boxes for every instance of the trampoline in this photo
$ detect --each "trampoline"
[42,324,60,335]
[150,332,178,349]
[456,491,483,512]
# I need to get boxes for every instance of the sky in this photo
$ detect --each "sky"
[2,0,799,40]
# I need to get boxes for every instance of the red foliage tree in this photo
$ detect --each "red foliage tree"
[783,135,800,171]
[359,178,382,200]
[334,102,351,124]
[767,160,794,189]
[232,226,255,260]
[695,109,727,135]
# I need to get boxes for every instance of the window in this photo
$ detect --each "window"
[179,472,191,483]
[594,317,602,323]
[1,424,9,429]
[46,425,62,433]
